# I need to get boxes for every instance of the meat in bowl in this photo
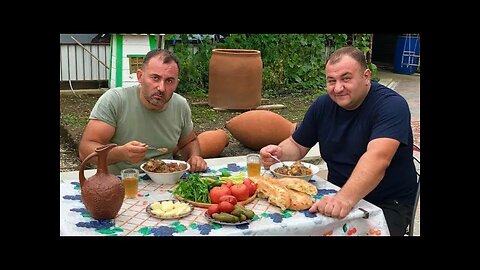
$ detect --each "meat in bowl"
[270,161,320,181]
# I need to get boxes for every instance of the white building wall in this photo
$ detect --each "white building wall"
[122,35,153,87]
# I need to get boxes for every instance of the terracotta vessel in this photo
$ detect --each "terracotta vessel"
[225,110,296,150]
[208,49,262,110]
[197,129,229,158]
[79,144,125,219]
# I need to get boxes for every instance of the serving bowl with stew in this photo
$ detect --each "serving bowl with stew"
[269,160,319,181]
[140,159,190,185]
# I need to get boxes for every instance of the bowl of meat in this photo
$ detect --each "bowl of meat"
[140,159,190,185]
[269,160,319,181]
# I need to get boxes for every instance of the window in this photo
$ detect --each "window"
[127,55,145,74]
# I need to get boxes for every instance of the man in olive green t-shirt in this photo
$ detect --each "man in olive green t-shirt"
[79,49,207,175]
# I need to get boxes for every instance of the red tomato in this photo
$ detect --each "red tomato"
[244,178,253,185]
[207,204,220,216]
[225,180,233,188]
[218,201,235,213]
[230,184,250,201]
[243,179,257,196]
[210,186,232,204]
[219,195,238,205]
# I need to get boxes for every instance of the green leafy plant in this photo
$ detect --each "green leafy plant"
[369,62,379,82]
[167,34,372,96]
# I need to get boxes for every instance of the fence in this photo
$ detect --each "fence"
[60,43,110,88]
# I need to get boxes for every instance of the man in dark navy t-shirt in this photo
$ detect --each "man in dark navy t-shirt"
[260,47,417,236]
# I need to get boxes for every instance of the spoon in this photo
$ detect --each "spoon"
[146,146,169,154]
[269,153,288,168]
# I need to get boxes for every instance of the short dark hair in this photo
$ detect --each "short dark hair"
[142,49,180,73]
[327,46,367,71]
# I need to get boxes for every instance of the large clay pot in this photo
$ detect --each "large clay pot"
[208,49,262,110]
[198,129,229,158]
[79,144,125,219]
[225,110,297,150]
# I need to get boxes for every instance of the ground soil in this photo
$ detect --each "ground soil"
[60,90,421,172]
[59,92,318,172]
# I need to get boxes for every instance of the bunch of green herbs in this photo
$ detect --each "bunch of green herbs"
[173,173,211,203]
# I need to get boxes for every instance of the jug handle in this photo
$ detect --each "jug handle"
[79,143,117,187]
[79,151,99,188]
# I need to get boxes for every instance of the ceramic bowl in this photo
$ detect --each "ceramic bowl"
[269,161,320,181]
[140,159,190,185]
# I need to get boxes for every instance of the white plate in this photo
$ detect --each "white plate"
[146,200,193,220]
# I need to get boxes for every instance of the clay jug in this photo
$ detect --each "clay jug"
[208,49,262,110]
[79,144,125,219]
[197,129,229,158]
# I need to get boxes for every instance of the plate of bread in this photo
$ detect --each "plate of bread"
[249,176,318,211]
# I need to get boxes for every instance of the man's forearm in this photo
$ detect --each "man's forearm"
[278,137,308,161]
[179,138,201,159]
[336,151,389,206]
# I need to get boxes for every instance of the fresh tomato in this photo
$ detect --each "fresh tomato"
[230,183,250,201]
[207,204,220,216]
[225,180,233,188]
[244,178,253,184]
[219,195,238,205]
[210,186,232,204]
[218,201,235,213]
[243,179,257,196]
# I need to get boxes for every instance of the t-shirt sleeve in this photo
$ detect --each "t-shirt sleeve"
[89,90,120,128]
[370,95,411,145]
[292,99,321,148]
[179,98,193,139]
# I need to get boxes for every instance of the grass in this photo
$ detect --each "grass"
[191,107,218,122]
[60,114,89,128]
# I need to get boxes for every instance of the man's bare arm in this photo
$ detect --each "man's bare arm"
[335,137,400,207]
[79,120,129,164]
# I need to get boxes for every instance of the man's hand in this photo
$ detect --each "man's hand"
[187,155,207,172]
[309,194,354,219]
[259,145,282,169]
[121,141,148,164]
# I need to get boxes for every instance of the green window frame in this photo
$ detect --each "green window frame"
[127,54,146,74]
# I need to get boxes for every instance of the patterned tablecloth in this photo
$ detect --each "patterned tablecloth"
[60,162,390,236]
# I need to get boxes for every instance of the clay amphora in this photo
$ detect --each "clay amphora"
[79,144,125,219]
[197,129,229,158]
[225,110,296,150]
[208,49,262,110]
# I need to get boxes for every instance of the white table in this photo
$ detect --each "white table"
[60,157,390,236]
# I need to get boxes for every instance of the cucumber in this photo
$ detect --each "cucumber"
[212,213,240,223]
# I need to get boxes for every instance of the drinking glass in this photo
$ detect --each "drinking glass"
[121,168,139,199]
[246,154,261,177]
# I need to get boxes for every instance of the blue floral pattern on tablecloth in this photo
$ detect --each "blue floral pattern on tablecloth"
[60,162,390,236]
